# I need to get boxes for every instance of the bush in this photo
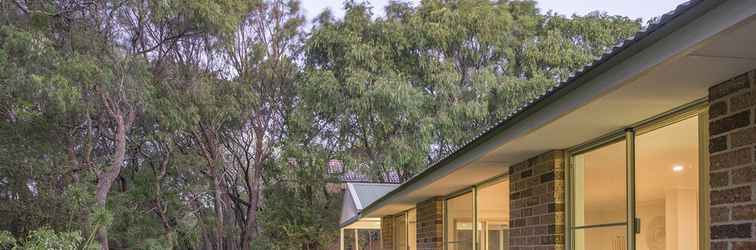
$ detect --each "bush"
[0,229,98,250]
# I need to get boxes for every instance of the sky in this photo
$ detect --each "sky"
[300,0,689,23]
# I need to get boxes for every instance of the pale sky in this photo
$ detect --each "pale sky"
[301,0,689,23]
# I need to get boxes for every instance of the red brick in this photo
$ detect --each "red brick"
[710,110,752,135]
[711,223,752,239]
[731,165,755,185]
[731,127,756,148]
[711,206,730,223]
[711,241,728,250]
[711,147,753,170]
[730,90,755,112]
[710,74,750,100]
[711,135,729,153]
[711,186,752,205]
[510,151,564,249]
[733,241,756,250]
[710,101,729,119]
[711,170,730,188]
[732,204,756,221]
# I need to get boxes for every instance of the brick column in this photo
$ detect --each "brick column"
[416,197,443,250]
[381,215,394,250]
[509,150,565,250]
[708,70,756,249]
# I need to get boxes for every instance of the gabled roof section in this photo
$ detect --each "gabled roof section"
[340,182,398,226]
[347,182,399,210]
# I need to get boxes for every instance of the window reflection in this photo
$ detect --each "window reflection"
[446,192,474,250]
[477,180,509,250]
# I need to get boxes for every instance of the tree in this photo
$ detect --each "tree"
[0,0,642,249]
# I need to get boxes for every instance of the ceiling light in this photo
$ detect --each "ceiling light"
[672,165,684,172]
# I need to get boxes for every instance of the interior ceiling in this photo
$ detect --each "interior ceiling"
[366,11,756,217]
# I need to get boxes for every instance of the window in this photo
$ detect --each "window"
[572,139,627,250]
[408,209,417,250]
[568,106,705,250]
[445,192,474,250]
[344,229,356,250]
[635,116,700,250]
[358,229,381,250]
[393,209,416,250]
[477,180,509,250]
[344,228,381,250]
[395,213,407,250]
[445,178,510,250]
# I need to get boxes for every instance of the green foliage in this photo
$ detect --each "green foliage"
[0,231,16,249]
[0,0,642,249]
[301,0,640,181]
[0,229,98,250]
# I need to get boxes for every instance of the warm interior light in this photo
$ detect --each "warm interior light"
[672,165,684,172]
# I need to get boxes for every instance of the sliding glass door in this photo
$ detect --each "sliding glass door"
[635,116,700,250]
[568,105,705,250]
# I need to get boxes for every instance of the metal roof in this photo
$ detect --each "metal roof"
[347,182,399,210]
[339,182,399,227]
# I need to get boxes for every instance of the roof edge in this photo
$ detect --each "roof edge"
[360,0,723,218]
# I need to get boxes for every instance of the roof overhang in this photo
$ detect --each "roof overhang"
[361,0,756,217]
[341,217,381,230]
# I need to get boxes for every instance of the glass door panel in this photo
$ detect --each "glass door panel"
[395,213,407,250]
[573,139,627,227]
[446,192,474,250]
[477,180,509,250]
[635,115,700,250]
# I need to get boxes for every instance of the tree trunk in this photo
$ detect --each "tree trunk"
[154,157,174,250]
[212,165,226,250]
[240,127,266,250]
[240,176,260,250]
[197,125,226,250]
[95,114,130,250]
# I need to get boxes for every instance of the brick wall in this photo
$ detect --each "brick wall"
[381,215,394,250]
[416,197,443,250]
[509,150,565,250]
[708,70,756,250]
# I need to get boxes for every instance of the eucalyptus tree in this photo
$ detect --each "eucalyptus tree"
[302,0,641,183]
[218,1,305,249]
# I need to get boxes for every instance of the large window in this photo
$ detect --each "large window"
[477,180,509,250]
[572,139,627,250]
[358,229,381,250]
[445,178,510,250]
[445,192,474,250]
[408,209,417,250]
[568,107,705,250]
[395,213,407,250]
[393,209,416,250]
[343,228,381,250]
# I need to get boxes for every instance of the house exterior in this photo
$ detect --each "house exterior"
[339,1,756,250]
[340,183,399,250]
